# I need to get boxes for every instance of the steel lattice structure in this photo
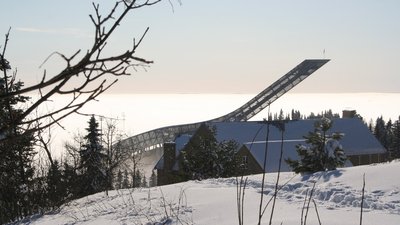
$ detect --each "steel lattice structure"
[120,59,329,153]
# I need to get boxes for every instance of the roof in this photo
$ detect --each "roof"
[154,118,386,171]
[154,134,192,170]
[210,118,386,156]
[242,141,353,173]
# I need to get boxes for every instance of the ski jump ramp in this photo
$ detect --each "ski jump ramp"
[120,59,330,173]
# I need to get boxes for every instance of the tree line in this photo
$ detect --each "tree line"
[370,116,400,160]
[268,109,341,121]
[1,110,157,224]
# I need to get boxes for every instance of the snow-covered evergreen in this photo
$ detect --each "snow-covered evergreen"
[286,118,346,173]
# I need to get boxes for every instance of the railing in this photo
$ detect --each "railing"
[120,59,330,153]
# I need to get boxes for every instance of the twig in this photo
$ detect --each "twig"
[301,189,309,225]
[312,199,322,225]
[236,176,242,225]
[261,174,297,217]
[0,0,163,137]
[236,174,248,225]
[269,122,285,225]
[241,177,247,225]
[258,106,271,225]
[304,182,316,225]
[360,173,365,225]
[159,188,169,219]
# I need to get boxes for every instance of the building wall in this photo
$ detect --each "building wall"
[348,153,388,166]
[236,146,264,175]
[157,169,184,186]
[156,142,184,186]
[342,110,357,118]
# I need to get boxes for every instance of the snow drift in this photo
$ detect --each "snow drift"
[16,161,400,225]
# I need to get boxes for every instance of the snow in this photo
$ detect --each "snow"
[212,119,386,156]
[17,160,400,225]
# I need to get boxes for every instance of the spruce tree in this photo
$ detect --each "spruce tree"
[386,119,394,158]
[116,169,123,189]
[181,126,239,180]
[286,118,346,174]
[149,170,157,187]
[291,109,301,120]
[63,162,80,200]
[132,169,142,188]
[391,117,400,159]
[79,115,106,196]
[0,54,35,223]
[46,160,65,208]
[374,116,388,148]
[122,169,130,189]
[181,128,219,180]
[141,175,148,188]
[217,140,239,177]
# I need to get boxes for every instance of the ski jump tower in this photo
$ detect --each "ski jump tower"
[121,59,329,160]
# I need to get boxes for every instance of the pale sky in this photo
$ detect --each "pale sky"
[1,0,399,94]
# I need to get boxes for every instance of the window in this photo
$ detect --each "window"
[242,155,248,169]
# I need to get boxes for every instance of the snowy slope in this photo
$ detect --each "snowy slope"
[17,161,400,225]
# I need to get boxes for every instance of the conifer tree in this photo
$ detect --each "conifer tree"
[79,115,106,196]
[122,169,130,189]
[286,118,346,174]
[390,117,400,159]
[132,169,142,188]
[181,128,219,180]
[46,160,65,208]
[141,175,148,188]
[217,140,240,177]
[0,53,36,223]
[291,109,301,120]
[278,109,284,120]
[149,170,157,187]
[181,126,239,180]
[63,162,80,200]
[116,169,123,189]
[374,116,388,148]
[368,119,374,132]
[386,119,394,156]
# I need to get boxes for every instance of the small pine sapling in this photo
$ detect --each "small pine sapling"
[286,118,346,174]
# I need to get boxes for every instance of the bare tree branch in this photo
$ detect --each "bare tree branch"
[0,0,164,137]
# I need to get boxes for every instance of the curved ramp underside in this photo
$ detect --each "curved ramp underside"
[120,59,329,153]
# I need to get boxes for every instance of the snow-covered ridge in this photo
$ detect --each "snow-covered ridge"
[18,161,400,225]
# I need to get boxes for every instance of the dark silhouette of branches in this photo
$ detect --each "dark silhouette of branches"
[0,0,162,137]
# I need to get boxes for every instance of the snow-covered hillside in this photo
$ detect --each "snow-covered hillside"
[17,161,400,225]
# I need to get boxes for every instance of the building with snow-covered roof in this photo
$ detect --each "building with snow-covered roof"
[155,118,386,185]
[212,118,386,163]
